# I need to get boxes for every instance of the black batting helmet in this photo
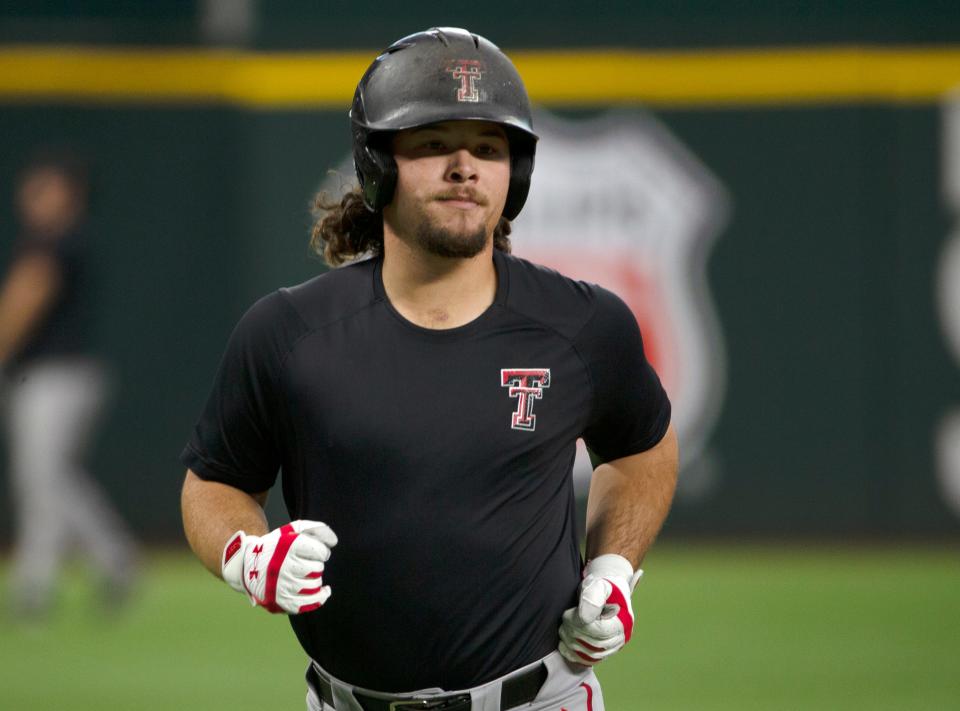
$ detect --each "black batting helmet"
[350,27,538,220]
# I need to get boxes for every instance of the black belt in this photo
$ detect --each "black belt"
[307,662,547,711]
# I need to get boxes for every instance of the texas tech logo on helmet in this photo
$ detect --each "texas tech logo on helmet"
[501,369,550,431]
[446,59,483,102]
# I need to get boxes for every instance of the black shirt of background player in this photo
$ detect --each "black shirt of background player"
[182,250,670,692]
[8,228,94,371]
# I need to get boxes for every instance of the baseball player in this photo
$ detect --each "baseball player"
[2,150,137,618]
[181,27,678,711]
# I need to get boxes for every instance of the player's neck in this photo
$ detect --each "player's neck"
[380,236,497,330]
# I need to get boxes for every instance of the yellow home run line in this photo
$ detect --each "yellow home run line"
[1,44,959,107]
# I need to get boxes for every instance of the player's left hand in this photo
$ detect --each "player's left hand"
[558,554,642,666]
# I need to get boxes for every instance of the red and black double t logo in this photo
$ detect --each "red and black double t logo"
[501,369,551,431]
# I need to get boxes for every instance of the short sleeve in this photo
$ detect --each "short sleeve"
[576,286,671,464]
[16,233,73,265]
[180,292,305,493]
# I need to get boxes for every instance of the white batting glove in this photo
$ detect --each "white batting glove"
[220,520,337,614]
[558,554,642,666]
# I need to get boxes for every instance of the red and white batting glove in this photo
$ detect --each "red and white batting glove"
[558,554,643,666]
[220,520,337,614]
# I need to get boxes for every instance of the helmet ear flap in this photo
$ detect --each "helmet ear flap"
[501,128,536,220]
[353,132,398,213]
[503,151,534,221]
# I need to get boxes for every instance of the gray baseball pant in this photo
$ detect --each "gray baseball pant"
[306,650,604,711]
[5,358,136,610]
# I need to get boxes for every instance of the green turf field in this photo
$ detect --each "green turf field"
[1,543,957,710]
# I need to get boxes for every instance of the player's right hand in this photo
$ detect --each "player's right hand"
[220,520,337,614]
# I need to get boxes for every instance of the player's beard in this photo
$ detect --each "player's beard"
[408,212,489,259]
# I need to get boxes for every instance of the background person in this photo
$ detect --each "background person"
[1,149,137,618]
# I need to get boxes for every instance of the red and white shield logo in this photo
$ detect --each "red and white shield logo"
[513,109,730,500]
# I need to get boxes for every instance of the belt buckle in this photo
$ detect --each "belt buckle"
[388,693,470,710]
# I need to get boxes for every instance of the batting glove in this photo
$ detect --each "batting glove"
[221,520,337,614]
[558,554,643,666]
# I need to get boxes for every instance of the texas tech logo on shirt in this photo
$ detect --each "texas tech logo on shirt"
[501,368,550,431]
[446,59,483,102]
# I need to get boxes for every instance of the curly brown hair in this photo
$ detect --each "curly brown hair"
[311,187,512,268]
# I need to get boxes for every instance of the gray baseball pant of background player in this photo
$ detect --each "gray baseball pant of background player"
[5,358,137,613]
[306,650,605,711]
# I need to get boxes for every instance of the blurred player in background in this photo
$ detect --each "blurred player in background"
[181,28,678,710]
[1,150,137,619]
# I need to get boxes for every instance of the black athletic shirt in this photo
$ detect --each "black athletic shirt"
[182,250,670,692]
[8,228,94,370]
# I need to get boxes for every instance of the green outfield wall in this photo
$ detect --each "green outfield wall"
[1,3,959,538]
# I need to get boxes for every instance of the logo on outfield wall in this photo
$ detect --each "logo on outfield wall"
[513,110,730,500]
[936,89,960,520]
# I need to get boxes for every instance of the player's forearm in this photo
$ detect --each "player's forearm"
[584,424,679,568]
[0,255,60,363]
[181,469,270,577]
